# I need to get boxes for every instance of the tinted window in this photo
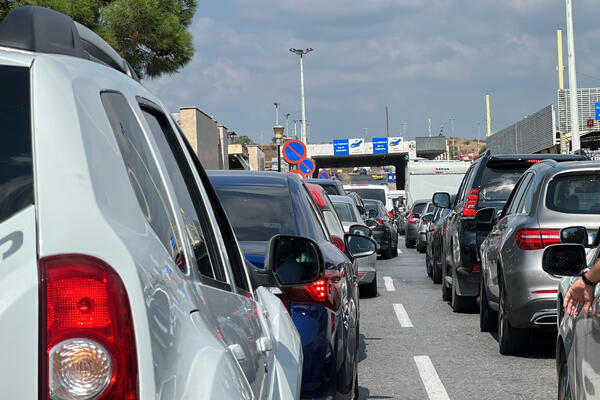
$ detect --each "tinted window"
[411,203,427,215]
[347,188,386,203]
[140,107,219,281]
[300,185,329,241]
[427,203,435,213]
[333,202,357,222]
[364,202,379,216]
[0,66,32,224]
[214,186,297,241]
[101,92,183,266]
[480,168,523,201]
[321,184,340,196]
[546,174,600,214]
[507,174,532,215]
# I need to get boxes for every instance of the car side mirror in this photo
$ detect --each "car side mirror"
[349,224,371,237]
[357,205,365,215]
[561,226,588,246]
[344,234,378,258]
[432,192,451,208]
[368,209,378,218]
[542,244,587,277]
[266,235,323,286]
[422,214,434,223]
[475,207,497,225]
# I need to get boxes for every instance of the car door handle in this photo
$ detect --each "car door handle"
[228,343,246,362]
[256,336,273,353]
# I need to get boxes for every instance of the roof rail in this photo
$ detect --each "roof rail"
[0,6,138,81]
[538,159,559,168]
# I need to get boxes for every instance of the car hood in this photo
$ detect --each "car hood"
[240,241,268,269]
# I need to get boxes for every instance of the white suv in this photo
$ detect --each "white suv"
[0,6,302,399]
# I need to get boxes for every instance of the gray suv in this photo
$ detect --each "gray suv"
[478,160,600,355]
[405,200,434,248]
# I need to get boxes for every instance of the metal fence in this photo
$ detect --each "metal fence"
[558,88,600,134]
[486,105,556,154]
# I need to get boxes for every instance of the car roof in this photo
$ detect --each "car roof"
[329,195,353,204]
[305,178,340,185]
[344,184,389,189]
[363,199,384,205]
[207,170,295,187]
[530,159,600,173]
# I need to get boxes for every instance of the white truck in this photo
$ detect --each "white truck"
[405,160,470,207]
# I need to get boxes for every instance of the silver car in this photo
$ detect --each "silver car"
[0,7,303,399]
[479,160,600,355]
[405,200,434,248]
[416,212,436,253]
[331,195,379,297]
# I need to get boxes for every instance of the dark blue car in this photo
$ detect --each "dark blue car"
[208,170,363,399]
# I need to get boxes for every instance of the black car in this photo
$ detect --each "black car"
[363,199,398,259]
[305,178,346,196]
[426,195,455,284]
[432,151,587,312]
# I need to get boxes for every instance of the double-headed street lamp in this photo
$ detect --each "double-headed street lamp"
[289,48,313,144]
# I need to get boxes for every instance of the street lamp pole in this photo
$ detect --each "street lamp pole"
[565,0,581,152]
[273,102,280,125]
[290,48,313,144]
[284,113,291,138]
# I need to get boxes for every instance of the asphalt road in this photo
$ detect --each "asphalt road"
[356,239,557,400]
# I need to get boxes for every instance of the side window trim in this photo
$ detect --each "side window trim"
[517,173,535,213]
[302,185,330,241]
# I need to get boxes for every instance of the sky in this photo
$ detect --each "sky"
[145,0,600,144]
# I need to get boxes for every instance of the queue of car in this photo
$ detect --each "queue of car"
[397,150,600,399]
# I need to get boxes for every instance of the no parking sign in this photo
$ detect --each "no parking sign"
[298,158,316,175]
[281,140,307,164]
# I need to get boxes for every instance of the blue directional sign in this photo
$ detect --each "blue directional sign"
[333,139,349,155]
[282,139,306,164]
[319,171,330,180]
[596,102,600,120]
[387,173,396,183]
[298,158,316,175]
[372,137,388,154]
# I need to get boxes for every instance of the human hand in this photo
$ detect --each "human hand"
[563,278,596,316]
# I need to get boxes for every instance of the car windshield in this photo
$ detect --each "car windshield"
[333,202,357,222]
[347,188,386,203]
[480,168,523,201]
[546,174,600,214]
[0,65,32,224]
[214,185,297,241]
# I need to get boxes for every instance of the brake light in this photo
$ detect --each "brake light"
[389,210,394,218]
[40,255,138,400]
[408,215,418,224]
[472,265,481,272]
[376,219,384,226]
[285,270,342,310]
[462,189,479,217]
[515,229,560,250]
[306,183,328,210]
[331,236,346,253]
[531,290,558,294]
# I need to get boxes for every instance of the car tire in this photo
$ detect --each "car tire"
[405,238,415,248]
[442,263,451,301]
[418,241,426,254]
[392,244,398,257]
[432,261,442,284]
[426,252,433,278]
[361,273,377,298]
[451,271,475,313]
[498,276,529,355]
[558,348,572,400]
[479,276,497,332]
[382,242,392,259]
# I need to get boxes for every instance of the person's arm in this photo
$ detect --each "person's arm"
[564,258,600,316]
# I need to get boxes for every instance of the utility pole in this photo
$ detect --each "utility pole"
[385,106,390,137]
[477,121,481,154]
[565,0,581,152]
[449,118,455,159]
[289,48,313,144]
[428,118,432,137]
[485,93,492,136]
[557,29,565,90]
[293,119,298,139]
[283,113,291,138]
[273,102,280,125]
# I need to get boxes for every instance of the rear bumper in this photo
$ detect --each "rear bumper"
[405,224,418,240]
[358,270,376,284]
[372,230,390,251]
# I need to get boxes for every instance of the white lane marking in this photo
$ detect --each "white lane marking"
[398,249,403,254]
[393,303,413,327]
[413,356,450,400]
[383,276,395,291]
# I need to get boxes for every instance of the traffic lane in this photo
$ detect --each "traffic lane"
[357,245,556,400]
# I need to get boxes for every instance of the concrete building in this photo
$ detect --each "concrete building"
[247,145,265,171]
[174,107,220,169]
[217,125,229,170]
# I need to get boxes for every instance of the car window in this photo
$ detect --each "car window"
[427,203,435,213]
[333,202,357,222]
[519,174,537,214]
[456,166,474,205]
[140,105,224,284]
[101,92,184,268]
[546,173,600,214]
[0,65,32,224]
[506,173,532,215]
[364,202,379,216]
[301,185,330,241]
[411,203,426,215]
[347,188,386,203]
[321,185,339,196]
[480,167,524,201]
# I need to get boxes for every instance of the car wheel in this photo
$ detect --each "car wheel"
[361,273,377,298]
[479,275,497,332]
[498,276,529,355]
[558,348,572,400]
[451,271,475,313]
[418,241,426,254]
[383,242,392,259]
[442,263,451,301]
[426,252,433,278]
[432,260,442,284]
[392,244,398,257]
[405,237,415,248]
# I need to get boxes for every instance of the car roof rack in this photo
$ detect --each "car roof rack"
[0,6,139,81]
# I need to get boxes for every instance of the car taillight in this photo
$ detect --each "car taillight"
[376,219,384,226]
[40,255,138,400]
[388,210,394,218]
[462,189,479,217]
[515,229,560,250]
[331,236,346,253]
[408,215,418,224]
[285,270,342,311]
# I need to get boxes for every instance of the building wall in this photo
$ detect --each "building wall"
[217,125,229,170]
[178,107,220,169]
[247,145,265,171]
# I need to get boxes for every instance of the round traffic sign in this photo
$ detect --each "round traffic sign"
[319,171,330,180]
[281,140,307,164]
[298,157,316,175]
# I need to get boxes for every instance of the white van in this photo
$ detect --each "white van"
[344,184,394,216]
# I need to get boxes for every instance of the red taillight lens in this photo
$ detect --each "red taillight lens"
[40,255,138,400]
[285,270,342,310]
[472,264,481,272]
[515,229,560,250]
[376,219,384,226]
[331,236,346,253]
[462,189,479,217]
[389,210,394,218]
[408,215,418,224]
